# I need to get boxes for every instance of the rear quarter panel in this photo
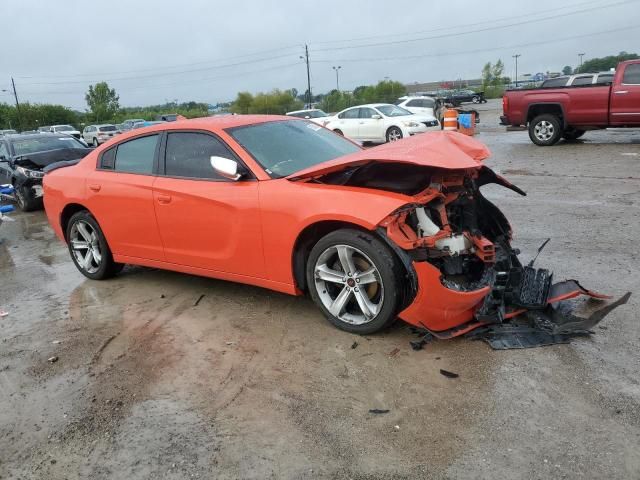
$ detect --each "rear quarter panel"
[43,156,93,241]
[258,180,411,285]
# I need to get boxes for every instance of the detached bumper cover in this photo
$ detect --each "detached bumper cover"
[401,261,630,350]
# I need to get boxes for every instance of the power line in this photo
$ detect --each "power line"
[15,43,303,80]
[313,0,639,52]
[17,61,302,96]
[19,51,304,86]
[311,0,607,46]
[311,25,638,65]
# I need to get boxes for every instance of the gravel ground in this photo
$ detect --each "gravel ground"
[1,100,639,479]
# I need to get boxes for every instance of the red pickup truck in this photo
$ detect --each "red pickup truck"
[501,59,640,146]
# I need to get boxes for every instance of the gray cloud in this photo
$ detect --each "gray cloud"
[2,0,638,109]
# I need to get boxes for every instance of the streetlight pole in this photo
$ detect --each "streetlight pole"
[332,66,341,91]
[512,54,521,87]
[300,45,312,108]
[578,53,585,70]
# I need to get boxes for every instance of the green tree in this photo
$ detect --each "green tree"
[85,82,120,122]
[575,51,639,73]
[562,65,573,75]
[231,92,254,114]
[491,60,504,88]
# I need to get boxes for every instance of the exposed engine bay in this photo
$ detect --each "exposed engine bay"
[313,161,630,349]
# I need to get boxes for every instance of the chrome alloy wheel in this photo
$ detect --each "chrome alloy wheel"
[534,120,555,141]
[70,220,102,274]
[387,128,402,142]
[313,244,384,325]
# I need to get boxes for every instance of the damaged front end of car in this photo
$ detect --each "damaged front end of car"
[374,165,630,349]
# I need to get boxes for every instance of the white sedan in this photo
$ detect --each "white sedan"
[323,104,439,143]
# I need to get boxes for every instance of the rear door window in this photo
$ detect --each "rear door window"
[164,132,235,180]
[113,135,158,174]
[596,73,614,84]
[623,64,640,84]
[542,78,568,88]
[359,108,377,119]
[572,75,594,86]
[339,108,360,119]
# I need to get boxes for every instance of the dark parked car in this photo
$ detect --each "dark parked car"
[0,133,92,211]
[443,89,486,105]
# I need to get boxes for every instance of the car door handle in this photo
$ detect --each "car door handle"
[157,194,172,204]
[614,90,629,94]
[88,184,101,192]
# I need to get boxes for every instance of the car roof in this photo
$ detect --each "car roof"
[287,109,323,114]
[4,132,67,142]
[110,115,294,139]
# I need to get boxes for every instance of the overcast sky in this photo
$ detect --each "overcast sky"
[1,0,638,110]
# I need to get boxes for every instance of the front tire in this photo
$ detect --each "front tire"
[66,211,122,280]
[93,137,99,147]
[306,229,403,334]
[15,185,42,212]
[386,126,403,143]
[528,114,562,146]
[472,95,480,103]
[333,129,343,136]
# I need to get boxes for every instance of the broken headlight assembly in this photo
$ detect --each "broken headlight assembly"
[16,165,44,179]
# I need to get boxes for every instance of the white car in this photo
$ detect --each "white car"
[395,96,439,120]
[50,124,82,140]
[324,103,439,143]
[82,124,120,146]
[286,109,330,125]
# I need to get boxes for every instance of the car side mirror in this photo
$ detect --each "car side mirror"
[371,114,382,120]
[210,156,244,181]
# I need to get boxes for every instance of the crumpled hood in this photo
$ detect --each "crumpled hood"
[288,130,491,180]
[15,147,92,168]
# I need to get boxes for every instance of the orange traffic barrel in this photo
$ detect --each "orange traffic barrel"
[443,109,458,131]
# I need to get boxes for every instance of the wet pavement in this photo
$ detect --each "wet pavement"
[1,101,639,479]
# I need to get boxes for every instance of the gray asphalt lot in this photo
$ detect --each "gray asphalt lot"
[1,100,639,479]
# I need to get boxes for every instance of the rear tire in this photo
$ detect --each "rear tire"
[306,229,403,335]
[66,211,122,280]
[528,114,562,146]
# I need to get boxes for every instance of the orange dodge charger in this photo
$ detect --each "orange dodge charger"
[42,116,626,346]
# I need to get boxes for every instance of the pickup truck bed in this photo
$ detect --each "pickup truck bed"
[501,60,640,145]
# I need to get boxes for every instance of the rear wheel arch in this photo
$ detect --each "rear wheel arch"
[526,103,565,127]
[60,203,92,241]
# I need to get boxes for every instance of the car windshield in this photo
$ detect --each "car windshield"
[99,125,117,132]
[228,120,361,178]
[11,136,86,155]
[54,125,74,132]
[376,105,412,117]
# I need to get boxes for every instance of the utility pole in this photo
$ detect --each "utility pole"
[512,54,521,87]
[332,66,341,91]
[578,53,585,70]
[10,77,22,130]
[300,45,312,108]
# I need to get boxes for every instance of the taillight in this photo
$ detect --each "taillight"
[502,95,508,113]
